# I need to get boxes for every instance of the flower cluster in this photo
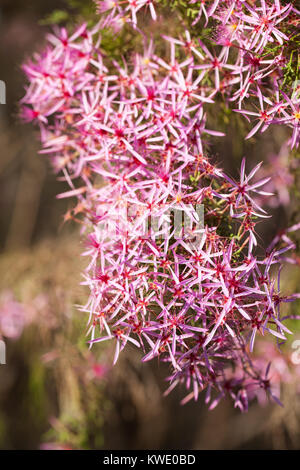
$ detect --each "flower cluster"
[95,0,300,148]
[21,1,300,410]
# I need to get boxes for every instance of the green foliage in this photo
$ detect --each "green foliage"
[282,46,300,90]
[39,0,96,26]
[40,10,69,25]
[156,0,203,22]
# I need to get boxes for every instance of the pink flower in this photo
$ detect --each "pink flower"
[20,1,300,410]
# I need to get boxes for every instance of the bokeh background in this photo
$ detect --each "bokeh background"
[0,0,299,450]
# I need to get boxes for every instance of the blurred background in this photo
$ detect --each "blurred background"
[0,0,299,450]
